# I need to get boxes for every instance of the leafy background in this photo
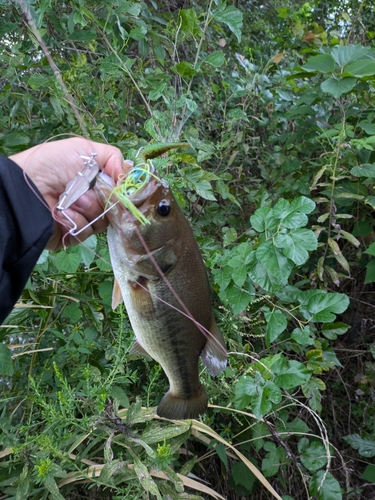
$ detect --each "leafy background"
[1,0,375,498]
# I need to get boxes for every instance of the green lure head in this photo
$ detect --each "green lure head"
[109,162,160,225]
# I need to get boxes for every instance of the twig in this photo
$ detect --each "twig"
[15,0,89,138]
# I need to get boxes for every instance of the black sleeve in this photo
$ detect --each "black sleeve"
[0,155,54,324]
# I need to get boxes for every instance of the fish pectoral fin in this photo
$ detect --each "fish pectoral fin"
[201,315,227,377]
[112,279,123,310]
[129,340,152,358]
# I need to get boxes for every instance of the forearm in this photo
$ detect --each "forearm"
[0,156,53,324]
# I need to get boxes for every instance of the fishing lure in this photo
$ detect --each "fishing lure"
[57,142,189,236]
[105,142,189,226]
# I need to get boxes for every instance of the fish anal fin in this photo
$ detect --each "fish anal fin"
[112,279,123,310]
[129,340,151,358]
[157,385,208,420]
[201,315,227,377]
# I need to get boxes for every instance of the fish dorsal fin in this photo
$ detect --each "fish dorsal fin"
[129,340,151,358]
[112,279,123,310]
[201,315,227,377]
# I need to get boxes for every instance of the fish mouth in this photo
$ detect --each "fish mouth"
[97,168,165,209]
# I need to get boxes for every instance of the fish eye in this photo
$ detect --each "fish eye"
[157,199,171,216]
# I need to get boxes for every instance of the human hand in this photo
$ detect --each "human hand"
[10,137,132,251]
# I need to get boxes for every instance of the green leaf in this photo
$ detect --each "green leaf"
[0,344,13,376]
[175,61,196,80]
[179,8,203,37]
[96,248,112,271]
[250,206,278,232]
[290,196,316,215]
[302,54,336,73]
[291,326,315,346]
[225,283,252,315]
[213,5,243,43]
[215,442,228,472]
[134,457,162,499]
[300,290,349,322]
[256,241,294,285]
[79,235,97,268]
[358,121,375,135]
[273,359,311,389]
[298,438,328,471]
[62,303,82,323]
[321,322,349,340]
[351,163,375,177]
[231,461,256,491]
[309,471,342,500]
[273,196,315,229]
[302,377,325,412]
[109,385,130,408]
[264,309,287,345]
[321,77,357,98]
[204,50,225,67]
[275,228,317,265]
[1,132,30,149]
[251,380,282,420]
[262,442,284,477]
[129,25,147,41]
[141,423,190,444]
[361,464,375,483]
[234,375,257,409]
[346,59,375,77]
[343,434,375,457]
[54,249,81,273]
[331,44,370,67]
[365,242,375,257]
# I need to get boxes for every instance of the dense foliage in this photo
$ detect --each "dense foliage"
[1,0,375,498]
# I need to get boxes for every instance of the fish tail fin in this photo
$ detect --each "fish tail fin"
[201,314,227,377]
[157,386,208,420]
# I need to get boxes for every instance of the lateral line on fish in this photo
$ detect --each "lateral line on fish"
[133,225,227,356]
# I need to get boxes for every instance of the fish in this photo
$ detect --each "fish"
[94,162,227,420]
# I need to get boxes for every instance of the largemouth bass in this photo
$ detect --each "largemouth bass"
[95,163,227,420]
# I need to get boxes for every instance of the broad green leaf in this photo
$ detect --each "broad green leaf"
[0,344,13,376]
[321,322,349,339]
[213,5,243,43]
[346,59,375,77]
[212,266,232,293]
[247,255,281,293]
[361,464,375,483]
[54,249,81,273]
[365,242,375,257]
[179,8,203,37]
[96,248,113,271]
[109,385,130,408]
[291,326,315,346]
[358,121,375,135]
[215,442,228,472]
[344,434,375,457]
[302,377,325,412]
[309,471,342,500]
[275,228,317,265]
[301,290,349,322]
[256,241,294,285]
[98,280,113,306]
[79,235,97,268]
[175,61,197,80]
[234,375,257,409]
[250,206,278,232]
[225,283,252,315]
[16,465,31,500]
[231,461,256,490]
[62,303,82,323]
[302,54,335,73]
[1,132,30,148]
[204,50,225,67]
[331,44,370,67]
[262,442,285,477]
[273,359,311,389]
[298,438,328,471]
[251,380,282,420]
[351,164,375,177]
[290,196,316,215]
[129,25,147,41]
[264,309,287,345]
[321,77,357,98]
